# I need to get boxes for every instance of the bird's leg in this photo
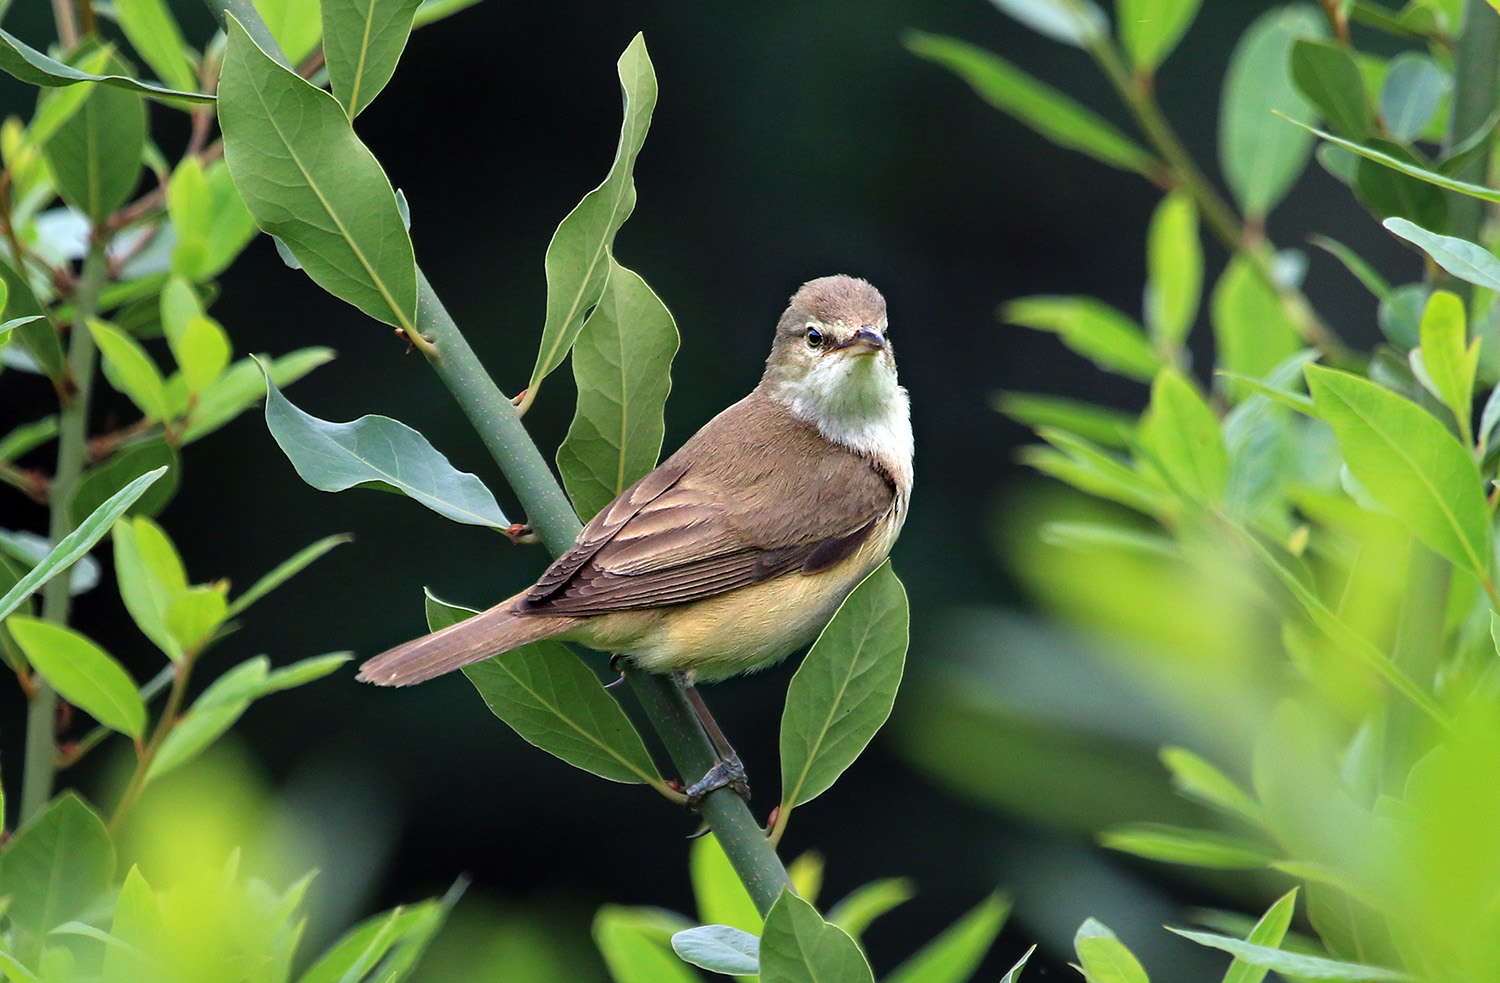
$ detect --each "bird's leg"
[604,653,629,689]
[676,672,752,809]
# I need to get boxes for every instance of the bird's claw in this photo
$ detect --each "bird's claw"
[504,523,539,545]
[684,753,751,811]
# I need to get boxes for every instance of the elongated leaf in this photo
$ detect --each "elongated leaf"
[1139,368,1227,504]
[988,0,1108,46]
[760,890,874,983]
[885,893,1009,983]
[1003,295,1163,380]
[8,616,145,737]
[691,833,762,932]
[1305,364,1490,578]
[525,34,657,410]
[993,391,1135,448]
[1224,889,1298,983]
[671,925,759,977]
[557,259,679,519]
[0,415,58,462]
[114,0,199,94]
[43,62,147,224]
[594,905,701,983]
[1100,823,1273,868]
[1295,121,1500,202]
[779,562,907,812]
[226,533,352,617]
[413,0,485,28]
[0,27,210,102]
[1001,945,1038,983]
[147,659,267,780]
[826,878,915,939]
[0,794,114,938]
[1355,140,1448,229]
[219,15,417,332]
[68,438,178,525]
[1290,39,1372,139]
[1309,235,1390,299]
[0,466,166,624]
[1384,218,1500,292]
[1212,254,1301,398]
[1145,191,1201,348]
[322,0,423,117]
[1380,52,1448,142]
[262,368,509,529]
[906,32,1155,175]
[1417,290,1478,437]
[1168,929,1411,980]
[182,346,334,443]
[1118,0,1202,73]
[297,897,452,983]
[1074,918,1149,983]
[89,318,171,421]
[1220,6,1325,220]
[100,867,160,983]
[1160,746,1265,826]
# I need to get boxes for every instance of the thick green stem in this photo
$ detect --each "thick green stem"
[20,244,107,823]
[413,268,793,913]
[1447,0,1498,247]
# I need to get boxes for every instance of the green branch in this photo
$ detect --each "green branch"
[1447,0,1498,247]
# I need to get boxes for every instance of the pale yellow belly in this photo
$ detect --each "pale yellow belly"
[567,511,902,680]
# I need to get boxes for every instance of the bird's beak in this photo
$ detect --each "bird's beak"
[829,327,886,354]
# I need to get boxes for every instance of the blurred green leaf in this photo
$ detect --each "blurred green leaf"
[148,658,267,780]
[1223,888,1297,983]
[0,466,165,624]
[42,60,146,223]
[526,34,657,410]
[1354,141,1448,229]
[322,0,423,117]
[760,890,873,983]
[164,583,228,653]
[413,0,485,27]
[1139,368,1227,504]
[0,794,114,941]
[594,905,702,983]
[89,318,170,422]
[993,391,1135,448]
[1075,918,1149,983]
[1379,53,1448,142]
[8,616,145,737]
[1118,0,1203,73]
[1100,823,1274,868]
[219,15,417,332]
[1167,928,1411,980]
[100,867,160,983]
[114,0,198,94]
[253,0,323,65]
[198,160,259,280]
[1417,290,1478,439]
[1295,121,1500,202]
[1384,218,1500,292]
[182,347,334,444]
[691,833,762,932]
[1211,255,1302,399]
[1040,521,1179,558]
[1023,428,1175,517]
[1145,191,1201,349]
[779,562,907,812]
[262,367,510,529]
[68,438,179,526]
[0,416,55,462]
[168,157,213,283]
[297,896,451,983]
[0,27,210,102]
[557,259,679,520]
[1220,6,1324,220]
[671,925,759,977]
[826,878,914,939]
[1160,747,1265,826]
[1003,296,1163,381]
[1305,364,1490,579]
[1309,235,1390,299]
[987,0,1108,46]
[227,533,352,618]
[175,314,233,395]
[0,260,64,385]
[906,32,1156,176]
[1290,39,1373,139]
[885,893,1010,983]
[261,651,352,691]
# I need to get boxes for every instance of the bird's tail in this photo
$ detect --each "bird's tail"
[357,599,577,687]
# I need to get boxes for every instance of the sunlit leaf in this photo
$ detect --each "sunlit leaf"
[112,515,185,661]
[885,893,1010,983]
[296,896,453,983]
[100,867,160,983]
[148,658,268,780]
[760,890,874,983]
[594,905,701,983]
[1003,295,1163,381]
[1417,290,1478,439]
[993,391,1135,448]
[1145,191,1201,349]
[1118,0,1203,73]
[691,833,762,933]
[1223,888,1298,983]
[413,0,485,27]
[1000,944,1038,983]
[1159,746,1265,826]
[89,318,171,422]
[826,878,914,939]
[253,0,323,65]
[1074,918,1149,983]
[1138,368,1227,504]
[8,616,145,737]
[114,0,199,94]
[1211,254,1302,399]
[1100,823,1274,868]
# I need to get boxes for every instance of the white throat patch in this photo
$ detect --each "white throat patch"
[771,352,913,466]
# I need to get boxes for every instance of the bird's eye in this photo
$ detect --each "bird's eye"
[805,327,824,349]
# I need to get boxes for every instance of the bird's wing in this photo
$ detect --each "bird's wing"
[523,402,895,617]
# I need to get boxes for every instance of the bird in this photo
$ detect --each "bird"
[358,275,912,794]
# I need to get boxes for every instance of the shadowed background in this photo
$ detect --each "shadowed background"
[0,1,1414,979]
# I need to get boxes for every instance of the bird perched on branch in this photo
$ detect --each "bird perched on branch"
[359,275,912,799]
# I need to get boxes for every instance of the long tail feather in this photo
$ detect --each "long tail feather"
[358,602,576,687]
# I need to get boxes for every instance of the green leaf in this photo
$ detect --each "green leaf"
[1223,888,1298,983]
[1305,364,1490,578]
[166,157,212,280]
[1145,191,1201,348]
[261,367,510,529]
[1417,290,1478,438]
[114,0,199,94]
[89,318,171,422]
[7,616,145,737]
[1159,747,1264,826]
[1290,39,1373,139]
[1074,918,1149,983]
[1118,0,1203,73]
[1384,218,1500,292]
[1001,945,1037,983]
[165,584,228,653]
[671,925,759,977]
[1003,296,1163,381]
[1168,929,1411,980]
[1211,254,1302,399]
[413,0,485,27]
[1309,235,1390,299]
[111,515,186,661]
[1379,52,1448,142]
[0,27,210,103]
[1138,368,1227,504]
[1220,6,1325,220]
[1354,141,1448,229]
[227,533,351,618]
[0,416,56,462]
[557,259,679,520]
[219,15,417,333]
[760,890,874,983]
[0,466,166,624]
[1100,823,1273,868]
[691,833,762,932]
[1293,120,1500,202]
[594,905,702,983]
[297,897,452,983]
[199,160,259,281]
[253,0,323,65]
[0,794,114,939]
[1021,431,1175,517]
[42,61,146,224]
[182,346,334,443]
[0,949,40,983]
[988,0,1108,46]
[826,878,915,939]
[322,0,423,117]
[885,893,1010,983]
[147,660,266,780]
[905,32,1155,176]
[779,562,907,811]
[174,315,233,394]
[68,437,179,526]
[526,34,657,409]
[100,867,160,983]
[0,260,65,386]
[993,391,1135,448]
[261,651,352,692]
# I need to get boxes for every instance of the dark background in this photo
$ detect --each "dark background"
[0,1,1415,979]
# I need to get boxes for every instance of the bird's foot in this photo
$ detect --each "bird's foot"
[604,653,629,689]
[504,523,539,545]
[684,753,751,811]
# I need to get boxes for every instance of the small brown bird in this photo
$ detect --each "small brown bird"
[359,275,912,701]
